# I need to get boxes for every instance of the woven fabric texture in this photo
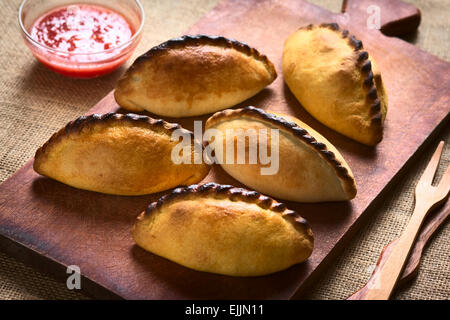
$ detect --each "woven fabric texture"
[0,0,448,300]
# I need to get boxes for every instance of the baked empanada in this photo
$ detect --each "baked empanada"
[114,35,277,117]
[205,107,356,202]
[34,113,209,195]
[133,183,314,276]
[282,23,388,146]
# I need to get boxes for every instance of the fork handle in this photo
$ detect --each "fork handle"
[359,201,431,300]
[348,202,450,300]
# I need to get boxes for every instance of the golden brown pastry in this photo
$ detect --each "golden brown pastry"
[133,183,314,276]
[34,113,209,195]
[282,23,388,146]
[114,35,277,117]
[205,106,357,202]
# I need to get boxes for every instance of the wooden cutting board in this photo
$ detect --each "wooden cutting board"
[0,0,449,299]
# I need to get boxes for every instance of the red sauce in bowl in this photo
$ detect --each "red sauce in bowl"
[28,4,137,78]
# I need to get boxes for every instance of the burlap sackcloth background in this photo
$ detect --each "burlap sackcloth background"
[0,0,448,300]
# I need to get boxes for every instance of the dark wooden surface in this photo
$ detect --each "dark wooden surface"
[0,0,449,299]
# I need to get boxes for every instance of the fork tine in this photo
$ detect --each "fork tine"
[418,141,445,186]
[437,164,450,196]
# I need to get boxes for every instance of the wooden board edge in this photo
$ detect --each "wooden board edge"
[0,229,123,300]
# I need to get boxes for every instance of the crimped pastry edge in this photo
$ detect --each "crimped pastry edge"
[205,106,357,198]
[34,113,193,167]
[120,34,277,82]
[297,23,384,143]
[139,182,312,233]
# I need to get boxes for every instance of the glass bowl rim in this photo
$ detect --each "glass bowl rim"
[18,0,145,57]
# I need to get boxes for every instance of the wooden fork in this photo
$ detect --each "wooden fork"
[349,141,450,300]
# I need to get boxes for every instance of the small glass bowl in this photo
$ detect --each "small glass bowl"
[18,0,144,78]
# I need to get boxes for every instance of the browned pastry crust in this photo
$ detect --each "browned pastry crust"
[114,35,277,117]
[34,113,210,195]
[133,183,314,276]
[283,23,388,146]
[127,35,277,80]
[303,23,384,130]
[143,182,311,228]
[206,106,357,201]
[35,113,187,159]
